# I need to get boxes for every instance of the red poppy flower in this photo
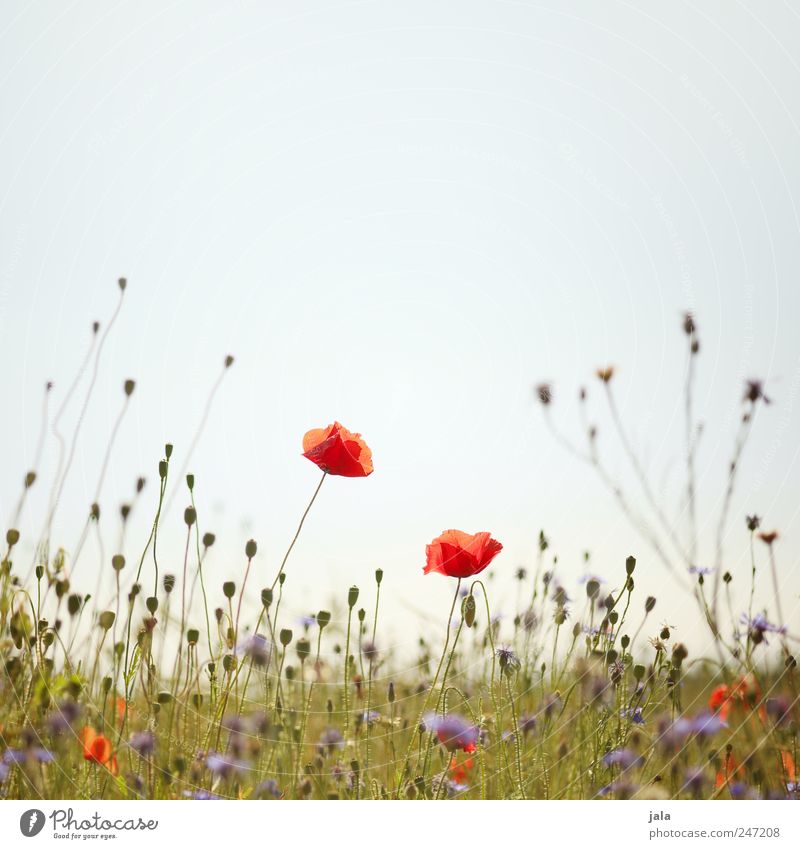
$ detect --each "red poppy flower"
[449,756,475,784]
[715,751,742,789]
[302,422,373,478]
[424,529,503,579]
[80,726,118,775]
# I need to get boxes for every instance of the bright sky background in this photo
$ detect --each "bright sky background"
[1,1,799,659]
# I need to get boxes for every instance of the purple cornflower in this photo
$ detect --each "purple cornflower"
[317,728,344,754]
[579,574,605,585]
[205,752,249,779]
[689,565,713,576]
[684,767,706,796]
[0,762,8,783]
[362,640,379,662]
[297,614,316,629]
[621,706,644,725]
[740,613,786,645]
[46,700,81,734]
[496,646,521,674]
[237,633,271,667]
[129,731,155,757]
[423,713,479,753]
[602,748,643,769]
[598,780,638,799]
[183,790,220,800]
[689,712,727,736]
[358,710,380,727]
[518,714,537,735]
[252,779,281,799]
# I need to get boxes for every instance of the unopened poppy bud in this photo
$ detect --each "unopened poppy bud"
[606,649,618,664]
[184,507,196,527]
[723,572,732,584]
[187,628,199,645]
[316,610,331,629]
[348,586,359,608]
[6,528,20,546]
[146,596,159,614]
[296,638,311,662]
[55,579,69,598]
[388,682,395,703]
[186,474,194,491]
[375,568,383,585]
[609,611,619,624]
[120,503,130,520]
[462,594,476,627]
[112,554,125,572]
[67,594,81,616]
[645,596,656,613]
[280,628,293,647]
[214,607,223,623]
[102,675,113,694]
[633,664,645,681]
[285,665,295,681]
[202,532,215,548]
[222,655,235,673]
[118,277,127,291]
[625,555,636,576]
[245,539,257,559]
[98,611,116,631]
[586,579,600,600]
[224,355,234,368]
[604,593,615,610]
[163,574,175,593]
[35,565,44,580]
[572,622,581,638]
[165,443,173,459]
[621,635,630,650]
[278,572,286,586]
[223,581,236,599]
[136,476,146,493]
[124,379,135,397]
[261,588,273,608]
[159,460,168,479]
[357,608,365,623]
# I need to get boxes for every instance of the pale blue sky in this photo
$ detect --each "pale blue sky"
[1,1,799,655]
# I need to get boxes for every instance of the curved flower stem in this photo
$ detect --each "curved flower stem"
[269,472,326,593]
[397,578,461,791]
[505,672,526,798]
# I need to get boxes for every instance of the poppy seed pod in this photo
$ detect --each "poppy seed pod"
[222,581,236,599]
[112,554,125,572]
[645,596,656,613]
[163,574,175,593]
[66,594,81,616]
[24,471,36,488]
[202,532,215,548]
[145,597,158,614]
[55,579,69,598]
[462,594,476,628]
[279,628,293,647]
[357,608,365,623]
[184,507,196,527]
[586,580,600,600]
[621,635,630,650]
[120,504,131,520]
[625,556,636,576]
[98,611,115,631]
[245,539,257,559]
[6,528,20,547]
[124,379,135,397]
[296,638,311,662]
[35,565,44,580]
[118,277,127,291]
[165,443,173,459]
[187,628,199,645]
[316,610,331,629]
[186,474,194,491]
[633,664,646,681]
[375,568,383,585]
[222,655,235,673]
[224,355,234,368]
[158,460,168,479]
[348,586,359,609]
[261,588,273,608]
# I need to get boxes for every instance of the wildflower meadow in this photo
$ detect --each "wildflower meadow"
[1,287,797,802]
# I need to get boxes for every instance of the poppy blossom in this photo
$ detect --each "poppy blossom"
[302,422,373,478]
[715,750,743,789]
[449,756,475,784]
[708,675,766,723]
[80,727,118,774]
[423,530,502,579]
